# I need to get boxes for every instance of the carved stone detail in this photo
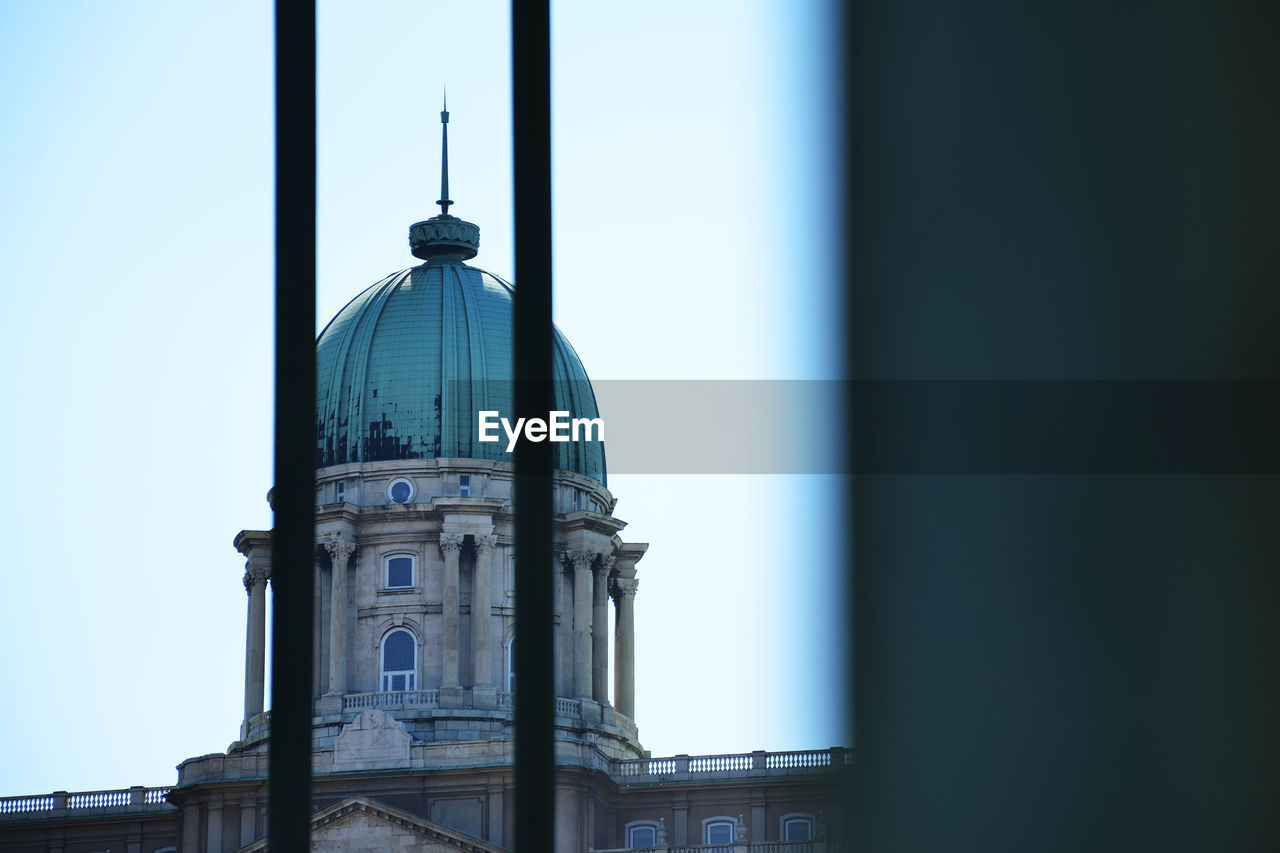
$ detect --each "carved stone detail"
[242,565,270,593]
[332,708,411,771]
[613,576,639,598]
[325,537,358,569]
[475,534,497,556]
[561,548,596,570]
[438,532,465,555]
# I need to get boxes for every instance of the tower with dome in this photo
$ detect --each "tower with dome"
[0,110,849,853]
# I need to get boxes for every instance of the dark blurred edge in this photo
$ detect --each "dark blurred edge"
[852,381,1280,474]
[511,2,555,852]
[845,2,1280,851]
[270,2,316,852]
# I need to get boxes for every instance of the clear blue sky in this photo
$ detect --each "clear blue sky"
[0,0,842,796]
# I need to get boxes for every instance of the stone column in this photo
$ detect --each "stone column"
[181,805,200,853]
[239,798,258,848]
[325,538,356,696]
[242,563,270,719]
[473,534,496,689]
[440,532,465,691]
[567,549,594,699]
[206,797,223,853]
[553,543,566,695]
[592,556,614,702]
[613,576,638,719]
[672,801,689,847]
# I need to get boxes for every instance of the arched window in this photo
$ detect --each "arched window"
[381,630,416,691]
[704,818,735,846]
[781,813,814,841]
[625,821,659,849]
[506,634,516,692]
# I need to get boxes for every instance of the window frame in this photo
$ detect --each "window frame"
[780,813,815,842]
[703,817,736,846]
[380,628,417,692]
[387,477,415,504]
[505,633,517,692]
[384,553,415,590]
[459,473,471,497]
[624,820,659,849]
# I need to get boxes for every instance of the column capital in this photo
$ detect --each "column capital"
[475,534,498,555]
[324,536,358,567]
[612,576,639,598]
[242,565,270,594]
[561,547,594,569]
[595,555,616,575]
[439,532,465,555]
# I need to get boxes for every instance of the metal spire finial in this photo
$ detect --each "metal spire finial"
[409,88,480,261]
[436,90,452,216]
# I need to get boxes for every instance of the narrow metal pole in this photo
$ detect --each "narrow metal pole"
[511,1,555,850]
[270,1,316,851]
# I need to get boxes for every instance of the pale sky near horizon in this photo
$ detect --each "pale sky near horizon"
[0,0,842,797]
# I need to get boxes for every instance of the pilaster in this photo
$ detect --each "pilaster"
[439,531,465,702]
[473,533,497,706]
[324,536,357,698]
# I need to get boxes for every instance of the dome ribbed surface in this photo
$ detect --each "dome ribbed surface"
[315,261,606,483]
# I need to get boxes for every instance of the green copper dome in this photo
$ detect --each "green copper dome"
[315,258,606,483]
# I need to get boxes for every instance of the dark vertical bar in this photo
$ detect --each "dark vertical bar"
[271,2,315,852]
[511,1,555,851]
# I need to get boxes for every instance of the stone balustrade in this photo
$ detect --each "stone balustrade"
[332,692,592,722]
[0,786,173,820]
[612,747,853,783]
[593,843,847,853]
[0,746,849,824]
[343,689,439,710]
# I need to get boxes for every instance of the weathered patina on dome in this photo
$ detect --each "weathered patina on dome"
[315,261,606,483]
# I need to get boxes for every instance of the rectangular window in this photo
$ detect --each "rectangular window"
[459,474,471,497]
[335,481,345,503]
[387,556,413,588]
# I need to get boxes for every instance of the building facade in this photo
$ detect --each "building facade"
[0,120,849,852]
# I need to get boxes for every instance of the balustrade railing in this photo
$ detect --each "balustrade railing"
[765,750,834,769]
[68,790,132,809]
[613,748,852,780]
[593,840,824,845]
[0,787,173,819]
[342,690,438,710]
[689,753,754,772]
[338,690,585,715]
[0,795,54,815]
